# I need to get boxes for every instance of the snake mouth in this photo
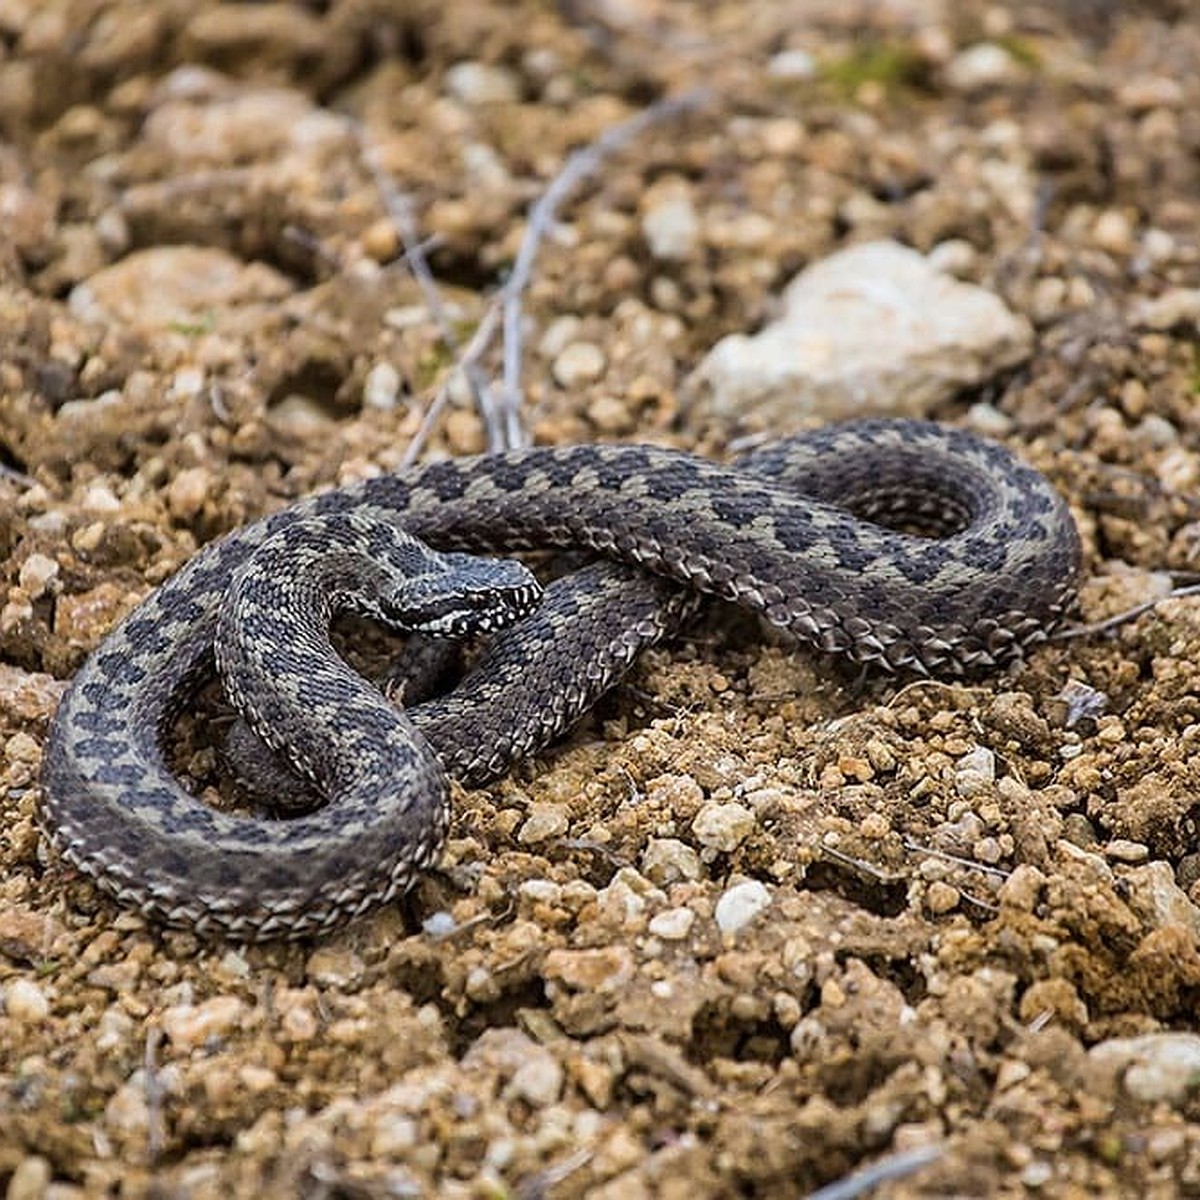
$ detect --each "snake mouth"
[385,581,544,638]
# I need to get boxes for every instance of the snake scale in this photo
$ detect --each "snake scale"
[39,420,1081,941]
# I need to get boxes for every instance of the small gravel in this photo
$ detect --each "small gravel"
[6,3,1200,1196]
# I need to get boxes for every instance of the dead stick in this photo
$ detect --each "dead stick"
[498,87,711,448]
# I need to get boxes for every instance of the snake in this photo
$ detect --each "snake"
[38,420,1081,941]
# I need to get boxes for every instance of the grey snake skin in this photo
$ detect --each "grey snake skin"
[39,420,1081,941]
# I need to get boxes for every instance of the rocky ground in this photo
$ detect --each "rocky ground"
[4,0,1200,1196]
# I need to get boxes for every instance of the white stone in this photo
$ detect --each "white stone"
[518,803,570,844]
[444,61,520,105]
[715,880,771,935]
[551,341,606,387]
[648,906,697,940]
[1122,860,1200,935]
[1088,1034,1200,1105]
[18,553,58,599]
[955,746,996,798]
[508,1051,564,1106]
[688,240,1032,424]
[6,1156,50,1200]
[4,978,50,1022]
[945,43,1020,91]
[1133,288,1200,332]
[642,194,700,261]
[692,801,755,852]
[767,49,817,80]
[82,482,122,513]
[161,995,246,1049]
[641,837,703,883]
[363,361,402,410]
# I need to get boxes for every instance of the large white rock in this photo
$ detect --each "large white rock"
[687,239,1033,425]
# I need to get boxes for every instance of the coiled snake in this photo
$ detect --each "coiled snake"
[39,420,1081,941]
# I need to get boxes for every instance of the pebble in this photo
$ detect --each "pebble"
[927,238,978,275]
[714,880,771,935]
[1020,1161,1054,1188]
[4,978,50,1022]
[17,552,58,599]
[69,245,292,329]
[954,746,996,798]
[641,837,703,884]
[443,406,485,454]
[688,240,1031,424]
[161,994,246,1050]
[586,393,634,433]
[306,946,364,990]
[944,43,1020,91]
[1056,680,1109,728]
[370,1113,418,1157]
[1123,861,1200,936]
[5,1156,50,1200]
[517,802,570,845]
[972,836,1003,866]
[543,945,635,993]
[166,466,212,521]
[925,882,961,915]
[691,801,755,853]
[508,1050,564,1107]
[1093,209,1134,255]
[280,1003,318,1041]
[964,401,1014,438]
[1105,839,1150,865]
[267,395,336,441]
[82,481,122,513]
[1133,287,1200,332]
[647,906,696,941]
[642,193,700,261]
[362,360,402,410]
[1061,813,1099,849]
[1117,75,1184,111]
[551,341,607,387]
[417,909,455,939]
[519,879,562,905]
[766,49,817,80]
[444,61,520,105]
[142,85,346,168]
[538,314,582,359]
[1088,1033,1200,1105]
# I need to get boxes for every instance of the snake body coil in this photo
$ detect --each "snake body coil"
[39,420,1081,940]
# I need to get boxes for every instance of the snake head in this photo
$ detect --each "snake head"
[380,554,544,639]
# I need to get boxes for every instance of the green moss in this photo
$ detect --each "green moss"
[167,310,216,336]
[413,342,457,391]
[819,42,932,97]
[994,33,1042,69]
[993,33,1041,68]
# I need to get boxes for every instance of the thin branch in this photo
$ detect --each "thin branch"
[498,87,711,449]
[400,300,503,467]
[356,127,505,449]
[806,1143,945,1200]
[1052,582,1200,641]
[0,461,37,488]
[819,844,905,885]
[901,838,1011,880]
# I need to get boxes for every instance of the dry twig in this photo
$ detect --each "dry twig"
[806,1143,945,1200]
[498,87,710,448]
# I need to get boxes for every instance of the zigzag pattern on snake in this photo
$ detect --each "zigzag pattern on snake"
[38,420,1081,941]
